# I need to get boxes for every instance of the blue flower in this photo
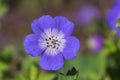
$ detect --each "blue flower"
[75,5,101,26]
[24,15,80,70]
[106,0,120,36]
[87,35,103,52]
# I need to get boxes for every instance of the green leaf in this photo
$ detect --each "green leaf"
[29,65,38,80]
[0,61,9,71]
[58,53,107,80]
[58,75,76,80]
[104,39,117,53]
[59,55,80,74]
[13,73,26,80]
[18,44,26,57]
[37,72,55,80]
[66,67,78,76]
[118,40,120,49]
[1,45,14,61]
[116,18,120,28]
[0,61,9,79]
[0,0,8,17]
[21,56,39,69]
[1,45,13,55]
[0,72,3,79]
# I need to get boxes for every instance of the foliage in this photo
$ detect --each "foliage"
[0,0,120,80]
[0,0,8,17]
[0,45,55,80]
[0,37,120,80]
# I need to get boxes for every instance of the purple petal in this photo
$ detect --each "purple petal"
[24,34,44,57]
[88,35,103,52]
[31,15,55,34]
[54,16,74,36]
[112,0,120,9]
[62,36,80,60]
[116,29,120,36]
[106,6,120,29]
[75,6,101,25]
[40,53,64,70]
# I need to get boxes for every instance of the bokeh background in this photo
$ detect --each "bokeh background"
[0,0,120,80]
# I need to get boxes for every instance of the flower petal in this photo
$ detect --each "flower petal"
[62,36,80,60]
[24,34,44,57]
[40,53,64,70]
[106,8,120,29]
[112,0,120,9]
[116,29,120,36]
[54,16,74,36]
[31,15,55,34]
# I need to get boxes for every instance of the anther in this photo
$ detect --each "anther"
[53,46,56,48]
[52,36,54,38]
[49,37,51,40]
[45,39,48,41]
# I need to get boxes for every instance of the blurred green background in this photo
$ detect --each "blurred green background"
[0,0,120,80]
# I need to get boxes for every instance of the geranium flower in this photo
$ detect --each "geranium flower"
[106,0,120,36]
[24,15,80,70]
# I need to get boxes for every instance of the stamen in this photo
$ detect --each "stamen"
[39,28,66,56]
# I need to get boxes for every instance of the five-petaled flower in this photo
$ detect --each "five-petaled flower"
[106,0,120,36]
[24,15,80,70]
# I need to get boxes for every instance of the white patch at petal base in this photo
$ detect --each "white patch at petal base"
[39,28,66,56]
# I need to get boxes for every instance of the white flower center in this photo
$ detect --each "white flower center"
[39,28,66,56]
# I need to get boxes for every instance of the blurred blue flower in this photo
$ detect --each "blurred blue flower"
[87,35,103,52]
[75,5,101,26]
[106,0,120,36]
[24,15,80,70]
